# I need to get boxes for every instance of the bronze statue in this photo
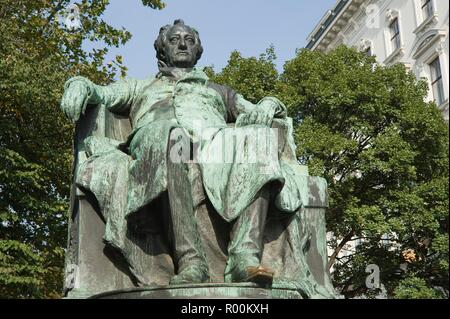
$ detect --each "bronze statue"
[61,19,338,299]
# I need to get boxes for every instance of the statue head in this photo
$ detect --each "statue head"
[154,19,203,68]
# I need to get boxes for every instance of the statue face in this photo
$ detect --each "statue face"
[163,25,199,68]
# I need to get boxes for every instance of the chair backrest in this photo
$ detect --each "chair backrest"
[75,105,131,157]
[64,105,133,298]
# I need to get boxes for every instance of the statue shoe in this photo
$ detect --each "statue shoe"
[227,263,274,285]
[169,264,209,285]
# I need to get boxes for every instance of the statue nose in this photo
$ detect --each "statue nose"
[179,39,187,48]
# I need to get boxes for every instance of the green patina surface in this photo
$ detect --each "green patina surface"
[71,69,308,221]
[89,283,304,299]
[63,63,339,299]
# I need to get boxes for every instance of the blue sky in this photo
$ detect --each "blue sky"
[97,0,336,79]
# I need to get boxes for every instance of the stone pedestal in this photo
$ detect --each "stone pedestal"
[89,283,303,299]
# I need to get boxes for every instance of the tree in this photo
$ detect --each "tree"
[393,277,441,299]
[283,46,448,299]
[206,46,280,104]
[0,0,164,298]
[210,45,449,298]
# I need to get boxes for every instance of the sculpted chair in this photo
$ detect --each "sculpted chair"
[63,100,337,299]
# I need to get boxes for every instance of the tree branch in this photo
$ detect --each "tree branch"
[328,229,355,270]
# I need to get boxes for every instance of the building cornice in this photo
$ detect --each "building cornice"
[306,0,360,50]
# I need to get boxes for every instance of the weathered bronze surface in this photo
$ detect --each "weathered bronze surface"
[61,19,339,299]
[90,283,303,299]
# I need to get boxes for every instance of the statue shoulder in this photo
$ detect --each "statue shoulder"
[118,76,154,85]
[141,75,158,84]
[207,81,237,102]
[113,76,158,93]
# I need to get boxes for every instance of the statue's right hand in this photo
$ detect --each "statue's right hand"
[61,80,91,123]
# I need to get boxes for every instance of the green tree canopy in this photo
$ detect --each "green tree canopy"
[0,0,164,298]
[206,46,280,104]
[209,45,449,299]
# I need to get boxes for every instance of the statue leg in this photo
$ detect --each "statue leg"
[166,128,209,285]
[224,185,274,284]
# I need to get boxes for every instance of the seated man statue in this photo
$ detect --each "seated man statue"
[61,19,337,298]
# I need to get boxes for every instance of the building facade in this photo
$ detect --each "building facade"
[306,0,449,120]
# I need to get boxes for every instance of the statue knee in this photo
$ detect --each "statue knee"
[168,127,191,164]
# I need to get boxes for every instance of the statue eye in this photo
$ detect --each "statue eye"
[170,37,179,44]
[185,37,195,45]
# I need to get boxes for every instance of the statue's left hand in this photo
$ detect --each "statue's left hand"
[235,108,275,128]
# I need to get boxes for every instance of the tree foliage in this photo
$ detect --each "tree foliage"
[210,45,449,298]
[0,0,163,298]
[206,46,280,104]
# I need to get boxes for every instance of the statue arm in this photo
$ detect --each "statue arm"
[234,94,287,118]
[62,76,141,120]
[229,93,287,127]
[209,83,287,124]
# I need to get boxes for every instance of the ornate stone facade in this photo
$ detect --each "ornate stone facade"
[306,0,449,121]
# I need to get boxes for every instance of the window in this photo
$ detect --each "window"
[421,0,434,20]
[429,57,445,105]
[389,18,401,51]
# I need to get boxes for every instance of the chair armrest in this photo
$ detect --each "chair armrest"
[73,105,131,194]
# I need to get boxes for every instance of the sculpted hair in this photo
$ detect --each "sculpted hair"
[154,19,204,66]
